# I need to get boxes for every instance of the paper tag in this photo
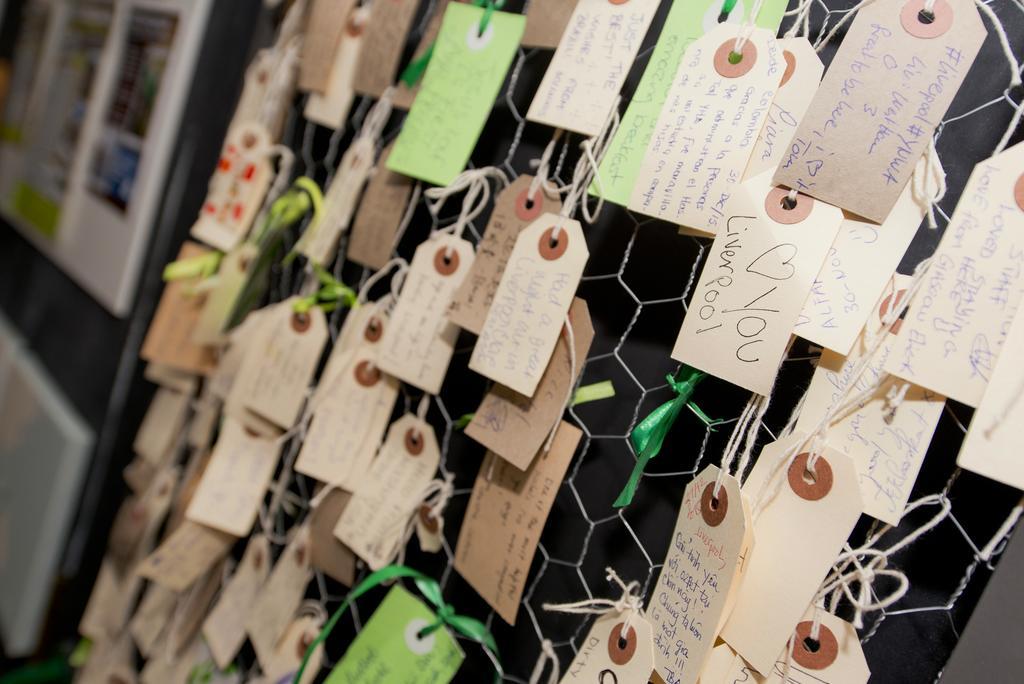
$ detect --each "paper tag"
[377,235,474,394]
[246,527,313,668]
[596,0,790,206]
[673,170,843,394]
[649,465,752,684]
[466,298,594,470]
[233,50,278,134]
[299,137,376,265]
[203,535,271,669]
[795,173,927,355]
[885,142,1024,406]
[415,504,446,554]
[386,3,525,186]
[129,584,177,658]
[797,275,945,524]
[454,421,581,624]
[469,214,588,397]
[139,636,210,684]
[561,610,656,683]
[252,616,325,684]
[629,24,784,235]
[336,301,391,361]
[136,520,235,592]
[186,417,282,537]
[305,5,368,128]
[299,0,358,92]
[141,242,219,374]
[193,243,259,346]
[76,630,136,684]
[308,488,358,587]
[133,387,190,465]
[744,38,824,180]
[167,449,212,534]
[188,393,221,451]
[168,559,225,654]
[521,0,576,49]
[721,434,863,675]
[190,122,273,252]
[353,0,420,97]
[335,414,440,570]
[108,496,151,572]
[773,0,985,222]
[448,175,563,334]
[325,585,465,684]
[144,362,199,394]
[526,0,660,136]
[347,143,416,270]
[392,0,456,110]
[228,299,327,429]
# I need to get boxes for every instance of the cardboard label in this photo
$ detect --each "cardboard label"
[136,520,235,592]
[455,421,581,624]
[144,362,199,394]
[885,142,1024,406]
[448,175,563,335]
[203,535,271,669]
[377,235,474,394]
[353,0,420,98]
[721,434,863,675]
[167,559,225,654]
[347,143,416,270]
[325,585,464,684]
[673,170,843,394]
[305,5,368,129]
[773,0,985,222]
[629,24,784,235]
[386,3,525,186]
[560,610,656,683]
[251,616,324,684]
[649,466,752,684]
[245,527,313,668]
[521,0,576,49]
[526,0,660,136]
[466,298,594,470]
[469,214,589,397]
[299,0,358,92]
[129,584,177,658]
[133,387,190,465]
[308,488,358,587]
[335,414,440,570]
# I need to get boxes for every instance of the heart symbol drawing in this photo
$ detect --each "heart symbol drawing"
[746,243,798,281]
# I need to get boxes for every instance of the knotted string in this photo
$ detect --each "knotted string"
[543,567,645,637]
[528,639,560,684]
[732,0,768,53]
[426,167,509,256]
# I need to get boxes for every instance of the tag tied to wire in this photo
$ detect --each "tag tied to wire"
[615,366,711,507]
[453,380,616,429]
[293,564,501,684]
[399,0,507,87]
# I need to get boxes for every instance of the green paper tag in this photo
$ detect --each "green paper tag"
[386,4,525,186]
[325,586,465,684]
[591,0,789,205]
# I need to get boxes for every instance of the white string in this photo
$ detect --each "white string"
[425,167,510,251]
[978,495,1024,561]
[528,131,564,201]
[542,314,577,454]
[543,567,645,637]
[733,0,768,51]
[883,381,911,424]
[528,639,560,684]
[974,0,1024,152]
[814,0,877,52]
[357,258,409,304]
[783,0,816,38]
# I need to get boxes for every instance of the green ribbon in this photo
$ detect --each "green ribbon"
[720,0,739,16]
[293,565,500,684]
[614,366,708,508]
[162,251,223,282]
[397,0,506,88]
[293,264,358,314]
[572,380,616,406]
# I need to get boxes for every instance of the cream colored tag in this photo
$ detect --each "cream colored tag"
[246,527,313,668]
[140,636,209,684]
[455,421,582,624]
[466,298,594,470]
[958,303,1024,490]
[203,535,271,669]
[129,584,177,658]
[77,630,137,684]
[250,616,324,684]
[144,362,198,394]
[673,170,843,395]
[795,172,927,355]
[209,308,269,401]
[305,5,368,129]
[561,610,656,683]
[469,214,588,397]
[744,38,823,180]
[630,24,783,235]
[797,275,945,525]
[335,302,390,362]
[299,0,358,92]
[773,0,985,223]
[886,142,1024,407]
[347,143,416,269]
[308,488,358,586]
[649,466,752,684]
[335,414,440,570]
[168,559,225,654]
[353,0,420,97]
[193,243,259,346]
[527,0,660,136]
[186,417,282,537]
[190,122,273,252]
[522,0,577,49]
[228,299,328,429]
[187,393,221,451]
[721,434,863,675]
[392,0,454,110]
[377,235,475,394]
[415,504,445,554]
[296,349,399,488]
[133,387,190,465]
[136,520,235,592]
[233,50,276,132]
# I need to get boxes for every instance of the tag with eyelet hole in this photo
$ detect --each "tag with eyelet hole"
[797,274,945,526]
[233,50,289,140]
[386,3,525,186]
[720,433,863,675]
[251,615,325,684]
[347,143,416,270]
[526,0,661,136]
[377,234,475,394]
[299,0,358,92]
[629,24,784,236]
[245,526,313,668]
[192,242,260,346]
[884,141,1024,407]
[308,488,358,586]
[190,122,273,252]
[202,534,271,669]
[469,214,589,398]
[227,298,328,429]
[560,610,656,684]
[448,175,564,335]
[334,414,440,570]
[335,303,390,364]
[521,0,576,49]
[353,0,420,98]
[305,5,368,128]
[743,38,824,180]
[324,584,465,684]
[672,169,843,395]
[185,417,282,537]
[773,0,985,223]
[648,465,752,684]
[415,502,445,554]
[136,520,235,592]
